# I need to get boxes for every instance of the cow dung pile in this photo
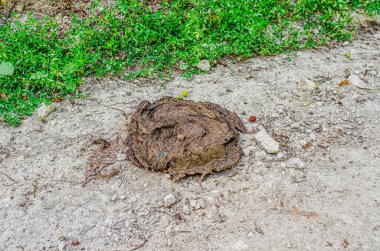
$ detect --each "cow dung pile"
[126,97,247,180]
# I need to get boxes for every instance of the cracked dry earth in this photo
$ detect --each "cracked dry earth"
[1,30,380,251]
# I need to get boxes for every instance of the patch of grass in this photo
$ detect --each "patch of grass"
[0,0,379,126]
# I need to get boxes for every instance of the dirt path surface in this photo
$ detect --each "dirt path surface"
[1,30,380,251]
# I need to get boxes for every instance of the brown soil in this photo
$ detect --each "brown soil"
[0,0,92,21]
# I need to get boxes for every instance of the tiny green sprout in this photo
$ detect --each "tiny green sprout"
[178,95,183,100]
[182,90,188,98]
[345,53,351,58]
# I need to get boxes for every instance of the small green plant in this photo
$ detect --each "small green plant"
[182,90,188,98]
[0,0,379,125]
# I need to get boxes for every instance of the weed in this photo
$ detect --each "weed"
[0,0,379,125]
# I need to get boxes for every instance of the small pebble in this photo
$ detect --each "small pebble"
[277,152,284,159]
[110,194,118,202]
[117,153,126,161]
[291,122,300,129]
[198,199,206,209]
[312,123,320,130]
[255,150,267,160]
[164,194,176,208]
[309,133,317,141]
[167,238,173,247]
[190,200,197,209]
[183,205,190,215]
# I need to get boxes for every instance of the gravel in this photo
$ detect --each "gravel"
[254,129,280,154]
[163,194,176,208]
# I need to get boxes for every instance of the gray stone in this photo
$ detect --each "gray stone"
[255,150,267,160]
[110,194,118,202]
[243,145,255,157]
[291,122,300,129]
[117,153,126,161]
[348,74,371,89]
[254,129,280,154]
[196,60,211,72]
[243,148,251,157]
[309,133,317,141]
[312,123,320,130]
[277,152,284,159]
[167,238,173,247]
[285,158,305,169]
[189,199,197,208]
[183,205,190,215]
[58,241,66,251]
[298,78,316,91]
[198,199,206,209]
[164,194,176,208]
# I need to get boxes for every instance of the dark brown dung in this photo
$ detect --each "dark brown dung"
[126,97,247,180]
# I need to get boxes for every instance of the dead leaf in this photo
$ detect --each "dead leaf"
[175,212,183,221]
[339,79,349,86]
[72,240,80,246]
[288,207,318,218]
[302,142,311,149]
[96,168,120,181]
[0,93,7,99]
[343,239,349,248]
[255,226,264,235]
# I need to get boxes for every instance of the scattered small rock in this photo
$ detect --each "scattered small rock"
[298,78,317,91]
[198,199,206,209]
[167,238,173,247]
[58,241,66,251]
[348,74,371,89]
[116,153,126,161]
[243,148,251,157]
[36,103,56,122]
[255,150,267,160]
[110,194,118,202]
[277,152,285,159]
[309,133,317,141]
[291,122,300,129]
[312,123,320,130]
[285,158,305,169]
[243,145,255,157]
[189,199,197,209]
[196,60,211,72]
[164,194,176,208]
[183,205,190,215]
[254,129,280,154]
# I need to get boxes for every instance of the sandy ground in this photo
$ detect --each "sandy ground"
[1,29,380,250]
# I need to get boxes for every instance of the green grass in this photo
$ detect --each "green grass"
[0,0,379,126]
